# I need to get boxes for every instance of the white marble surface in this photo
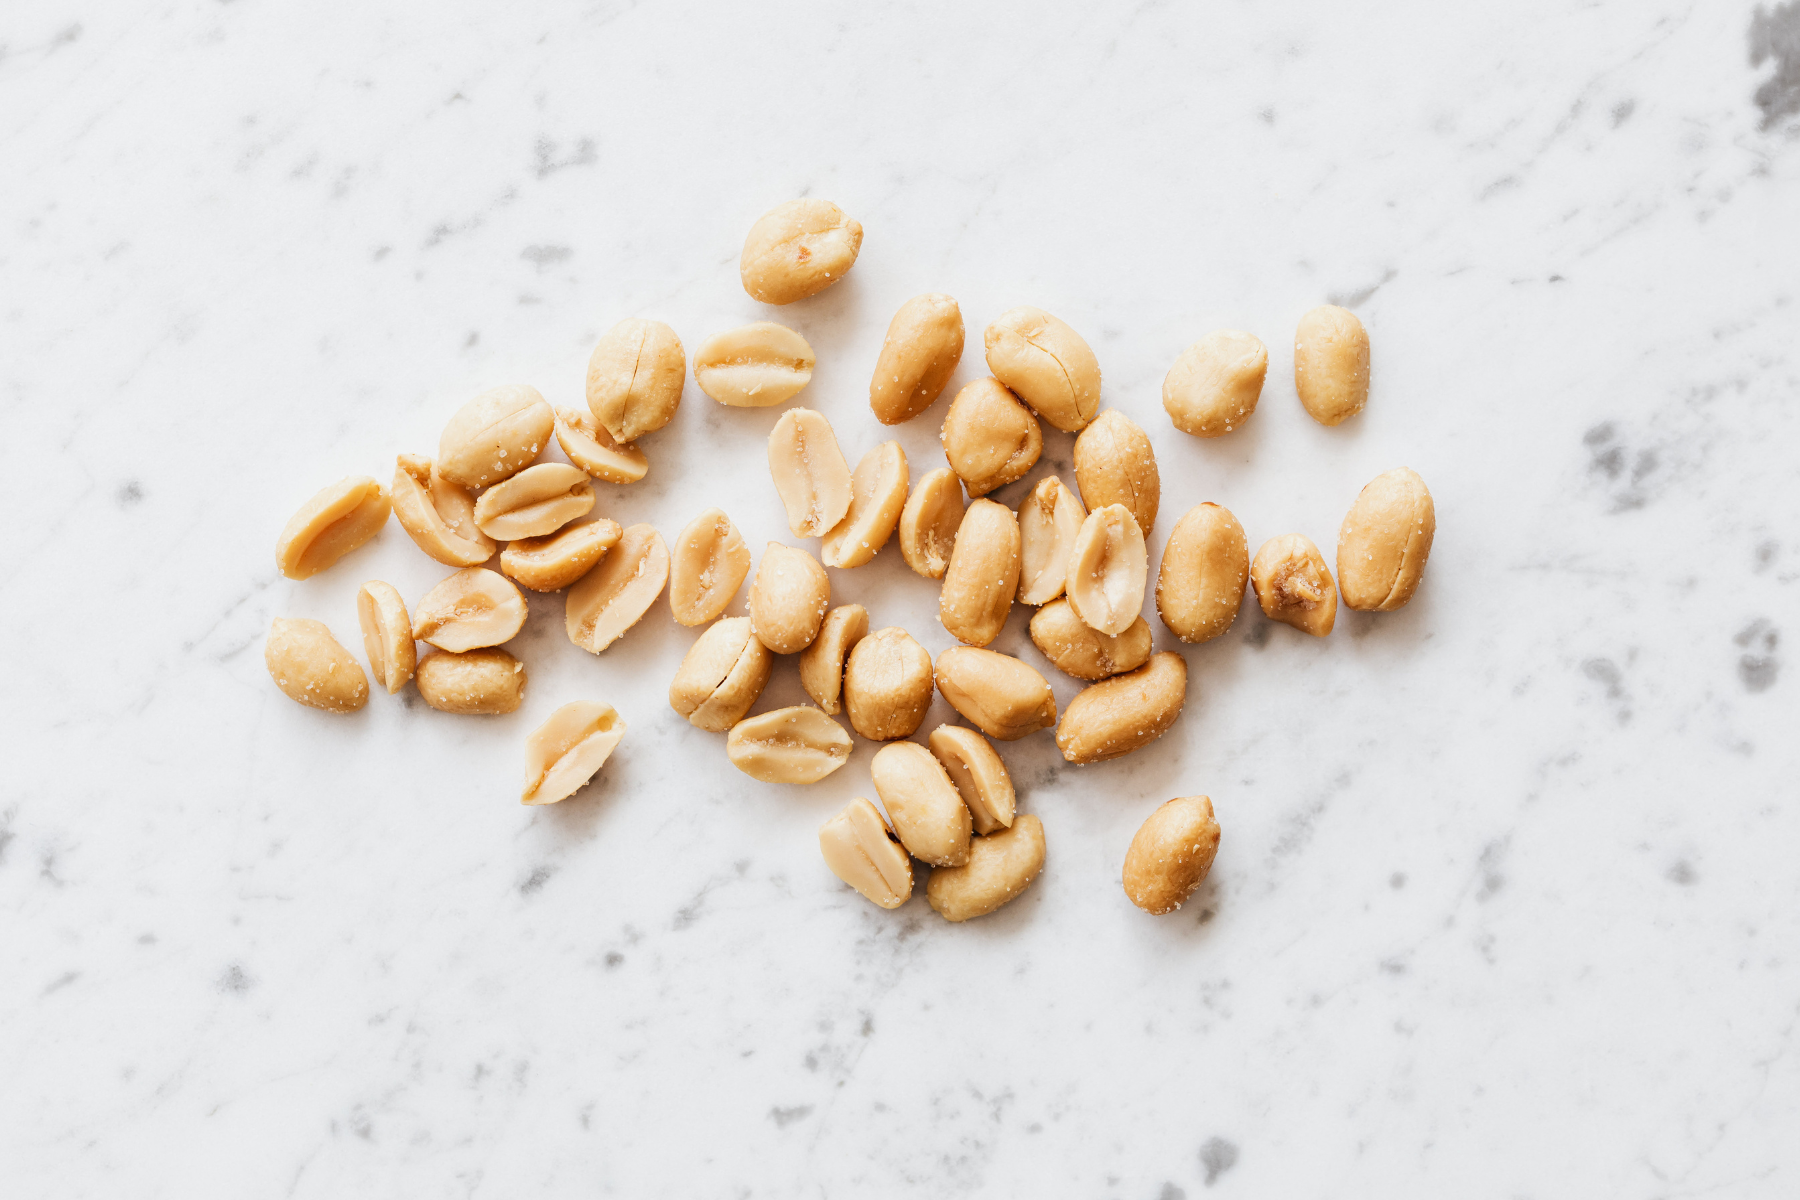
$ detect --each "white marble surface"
[4,0,1798,1194]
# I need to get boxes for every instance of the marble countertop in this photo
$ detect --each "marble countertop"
[5,1,1798,1195]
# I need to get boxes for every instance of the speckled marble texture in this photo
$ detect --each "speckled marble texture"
[4,1,1798,1195]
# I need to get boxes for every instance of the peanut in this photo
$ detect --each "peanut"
[739,199,862,304]
[938,498,1020,647]
[940,377,1041,497]
[1055,652,1187,764]
[897,467,965,580]
[869,293,964,424]
[566,523,670,652]
[871,741,971,867]
[1122,796,1221,915]
[933,647,1057,741]
[1065,503,1148,638]
[1155,503,1248,643]
[926,815,1045,922]
[1336,468,1435,611]
[984,307,1101,433]
[275,477,390,580]
[1250,534,1336,636]
[1293,305,1369,426]
[1163,330,1267,437]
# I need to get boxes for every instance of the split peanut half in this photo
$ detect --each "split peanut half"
[566,523,670,652]
[391,455,494,567]
[668,508,751,626]
[693,322,815,407]
[725,706,852,784]
[275,476,391,580]
[821,441,908,568]
[554,406,649,485]
[798,604,868,715]
[356,581,416,694]
[501,519,622,592]
[819,797,913,909]
[927,725,1016,835]
[1065,503,1148,637]
[473,463,594,540]
[522,702,626,806]
[897,467,965,580]
[1017,475,1086,605]
[412,568,527,652]
[768,408,853,538]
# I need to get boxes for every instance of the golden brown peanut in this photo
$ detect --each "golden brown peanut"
[585,318,685,443]
[871,741,972,867]
[414,648,525,715]
[767,408,853,537]
[739,198,863,304]
[1056,652,1187,764]
[898,467,965,580]
[1017,475,1086,605]
[669,617,773,732]
[694,323,815,407]
[1294,305,1369,426]
[747,542,830,654]
[473,463,594,540]
[554,406,649,485]
[1336,467,1435,612]
[1065,503,1148,637]
[1073,409,1160,533]
[1156,503,1249,643]
[1123,795,1221,915]
[412,567,527,652]
[521,701,626,806]
[926,815,1046,922]
[984,307,1101,433]
[437,384,554,488]
[1251,534,1337,636]
[566,523,670,652]
[821,442,908,569]
[818,797,913,909]
[500,519,622,592]
[934,647,1057,741]
[668,508,751,626]
[726,706,852,784]
[940,377,1041,497]
[1028,599,1152,681]
[356,581,416,694]
[870,293,964,424]
[275,477,390,580]
[927,725,1016,835]
[798,604,868,715]
[843,627,934,741]
[939,498,1020,647]
[391,455,495,567]
[1163,330,1267,437]
[265,618,369,713]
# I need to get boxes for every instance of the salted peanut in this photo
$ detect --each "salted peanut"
[747,542,830,654]
[940,377,1041,497]
[739,198,863,304]
[927,725,1015,835]
[1251,534,1337,636]
[1065,504,1148,637]
[822,442,908,568]
[1028,599,1152,681]
[472,463,594,540]
[566,523,670,652]
[1073,409,1160,532]
[412,567,527,652]
[1123,795,1221,915]
[669,617,773,732]
[798,604,868,715]
[984,307,1101,433]
[275,477,390,580]
[414,648,525,714]
[1336,467,1436,612]
[391,455,494,567]
[897,467,965,580]
[934,647,1057,741]
[927,815,1045,922]
[870,294,964,424]
[501,519,622,592]
[1017,475,1086,605]
[521,702,626,806]
[1055,652,1187,765]
[939,498,1021,647]
[1156,503,1248,643]
[767,408,853,537]
[819,797,913,909]
[1163,330,1267,437]
[668,508,751,626]
[355,581,416,694]
[265,618,369,712]
[693,323,815,407]
[726,706,852,784]
[554,406,649,485]
[871,741,971,867]
[1294,305,1369,426]
[585,318,685,443]
[843,627,934,741]
[437,384,554,488]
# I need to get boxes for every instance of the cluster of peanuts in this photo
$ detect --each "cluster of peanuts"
[266,198,1436,922]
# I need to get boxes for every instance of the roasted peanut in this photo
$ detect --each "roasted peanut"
[412,567,527,652]
[748,542,830,654]
[356,581,416,694]
[939,498,1020,647]
[1017,475,1086,605]
[1065,503,1148,637]
[501,519,622,592]
[1336,468,1435,612]
[1073,409,1159,532]
[566,523,670,652]
[869,293,964,424]
[898,467,965,580]
[843,627,934,741]
[767,408,852,537]
[940,377,1041,497]
[437,384,553,488]
[668,508,751,626]
[1250,534,1336,636]
[934,647,1057,741]
[819,797,913,909]
[1055,652,1187,764]
[1163,330,1267,437]
[926,815,1045,922]
[391,455,494,567]
[554,406,649,485]
[265,618,369,712]
[984,307,1101,433]
[275,477,390,580]
[414,648,525,714]
[669,617,773,732]
[927,724,1015,835]
[585,318,685,443]
[821,441,908,569]
[799,604,868,714]
[726,706,852,783]
[871,741,971,867]
[1028,598,1152,681]
[1294,305,1369,426]
[521,701,626,806]
[739,198,863,304]
[1122,795,1221,915]
[1156,503,1248,643]
[694,323,815,407]
[473,463,594,540]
